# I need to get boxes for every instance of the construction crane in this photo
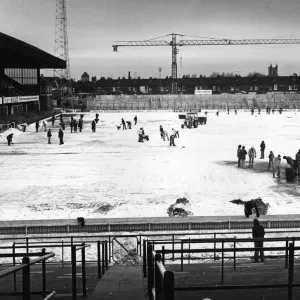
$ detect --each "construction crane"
[112,33,300,94]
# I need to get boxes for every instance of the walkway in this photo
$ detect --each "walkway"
[88,265,146,300]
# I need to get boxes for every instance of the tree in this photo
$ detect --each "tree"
[91,76,97,82]
[209,72,220,77]
[247,72,265,77]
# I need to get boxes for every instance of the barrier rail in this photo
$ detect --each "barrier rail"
[2,215,300,235]
[0,249,55,300]
[147,242,299,300]
[2,228,300,265]
[143,236,300,277]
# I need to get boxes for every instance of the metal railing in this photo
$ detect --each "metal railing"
[147,242,299,300]
[0,240,110,300]
[2,228,300,265]
[0,249,55,300]
[145,236,300,273]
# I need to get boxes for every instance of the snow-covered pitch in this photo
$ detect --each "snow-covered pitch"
[0,110,299,221]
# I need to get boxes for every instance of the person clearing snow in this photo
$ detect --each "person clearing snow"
[6,133,14,146]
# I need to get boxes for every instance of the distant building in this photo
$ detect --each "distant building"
[268,64,278,76]
[81,72,90,82]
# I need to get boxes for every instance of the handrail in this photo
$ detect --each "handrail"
[152,236,300,244]
[156,246,300,254]
[43,291,56,300]
[75,243,91,251]
[156,260,166,278]
[148,241,297,300]
[0,252,54,278]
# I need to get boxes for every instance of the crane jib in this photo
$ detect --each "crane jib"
[112,37,300,94]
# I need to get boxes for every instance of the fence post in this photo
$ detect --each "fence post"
[188,238,190,264]
[155,253,162,300]
[288,242,294,300]
[12,242,16,292]
[42,248,47,298]
[162,246,165,265]
[221,240,224,284]
[181,240,183,272]
[143,240,147,278]
[139,235,142,256]
[285,239,289,269]
[172,234,174,261]
[233,240,236,270]
[102,242,105,275]
[163,270,174,300]
[22,256,30,300]
[62,240,64,268]
[97,241,102,279]
[26,237,29,254]
[214,233,216,261]
[147,243,154,300]
[108,236,111,263]
[71,245,77,300]
[105,241,108,271]
[81,243,86,297]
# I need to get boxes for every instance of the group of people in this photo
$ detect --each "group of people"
[120,115,137,130]
[250,106,283,115]
[237,141,300,180]
[159,125,179,146]
[6,112,103,146]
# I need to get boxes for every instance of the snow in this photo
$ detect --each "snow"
[0,110,300,221]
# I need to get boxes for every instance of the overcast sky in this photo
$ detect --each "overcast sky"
[1,0,300,80]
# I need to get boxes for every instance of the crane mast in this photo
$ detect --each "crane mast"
[112,34,300,94]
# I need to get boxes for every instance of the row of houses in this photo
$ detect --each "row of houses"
[73,75,300,95]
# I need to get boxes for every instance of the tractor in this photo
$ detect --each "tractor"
[178,112,207,129]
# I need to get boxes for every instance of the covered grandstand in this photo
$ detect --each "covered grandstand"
[0,32,66,120]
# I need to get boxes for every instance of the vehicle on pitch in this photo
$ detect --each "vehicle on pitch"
[178,112,207,129]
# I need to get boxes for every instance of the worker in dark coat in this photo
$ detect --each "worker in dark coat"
[244,199,260,218]
[134,115,137,125]
[6,133,13,146]
[283,156,298,176]
[60,120,65,130]
[95,113,99,123]
[73,119,78,132]
[252,218,265,263]
[51,115,55,126]
[91,120,96,132]
[70,117,74,133]
[121,118,126,130]
[35,121,40,133]
[47,129,52,144]
[260,141,266,159]
[58,128,64,145]
[78,118,83,132]
[126,121,132,129]
[170,134,176,146]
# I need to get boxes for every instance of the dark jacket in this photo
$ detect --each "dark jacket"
[285,156,294,166]
[268,152,274,161]
[47,131,52,138]
[6,134,13,140]
[252,224,265,238]
[58,130,64,138]
[260,142,265,151]
[239,149,247,160]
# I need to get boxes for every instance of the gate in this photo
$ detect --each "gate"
[112,236,140,262]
